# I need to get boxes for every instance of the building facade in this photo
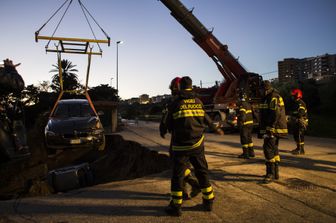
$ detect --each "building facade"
[278,53,336,83]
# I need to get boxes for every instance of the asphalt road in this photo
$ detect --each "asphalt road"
[0,120,335,223]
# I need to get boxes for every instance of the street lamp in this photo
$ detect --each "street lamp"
[116,40,123,93]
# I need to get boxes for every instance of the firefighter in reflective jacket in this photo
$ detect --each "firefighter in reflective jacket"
[237,90,255,159]
[160,77,201,200]
[290,89,308,155]
[259,80,288,183]
[165,76,219,216]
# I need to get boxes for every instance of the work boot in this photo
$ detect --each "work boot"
[185,174,201,198]
[292,146,305,155]
[263,162,274,184]
[274,162,279,180]
[299,145,305,155]
[165,201,182,217]
[248,147,255,158]
[291,147,300,155]
[202,198,214,212]
[238,148,249,159]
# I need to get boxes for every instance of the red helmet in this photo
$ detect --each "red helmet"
[169,77,181,92]
[291,88,303,99]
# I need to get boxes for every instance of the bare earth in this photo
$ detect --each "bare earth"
[1,120,335,223]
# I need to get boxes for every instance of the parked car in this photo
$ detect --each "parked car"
[45,99,105,152]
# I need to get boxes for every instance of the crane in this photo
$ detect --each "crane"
[160,0,263,126]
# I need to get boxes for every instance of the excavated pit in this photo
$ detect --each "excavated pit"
[72,134,171,184]
[0,115,170,199]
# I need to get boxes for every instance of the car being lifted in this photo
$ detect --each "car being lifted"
[45,99,105,152]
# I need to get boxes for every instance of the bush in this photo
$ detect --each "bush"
[272,79,335,138]
[307,114,336,138]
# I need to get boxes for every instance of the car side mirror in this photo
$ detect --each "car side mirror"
[98,111,104,116]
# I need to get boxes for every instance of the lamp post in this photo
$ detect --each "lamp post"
[116,40,123,93]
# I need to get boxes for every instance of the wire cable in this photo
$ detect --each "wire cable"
[35,0,110,52]
[78,0,110,40]
[46,0,74,49]
[78,0,102,52]
[261,70,278,76]
[35,0,70,34]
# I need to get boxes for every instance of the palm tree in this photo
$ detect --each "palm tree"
[50,59,80,92]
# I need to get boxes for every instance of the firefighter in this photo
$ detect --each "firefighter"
[160,77,201,201]
[259,80,288,183]
[160,77,181,139]
[164,76,222,216]
[237,90,255,159]
[290,89,308,155]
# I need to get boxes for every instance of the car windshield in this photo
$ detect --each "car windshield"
[53,102,95,118]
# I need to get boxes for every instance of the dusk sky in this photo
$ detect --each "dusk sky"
[1,0,335,99]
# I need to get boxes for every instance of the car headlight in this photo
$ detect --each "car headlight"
[45,130,56,137]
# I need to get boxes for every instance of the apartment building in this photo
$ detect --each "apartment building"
[278,53,336,83]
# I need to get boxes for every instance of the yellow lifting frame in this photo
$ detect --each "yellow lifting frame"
[35,0,110,117]
[48,44,100,118]
[35,34,110,55]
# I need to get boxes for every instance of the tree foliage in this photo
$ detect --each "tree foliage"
[21,84,40,106]
[300,79,321,113]
[38,81,52,92]
[88,84,119,102]
[271,79,321,113]
[50,59,81,92]
[317,79,336,114]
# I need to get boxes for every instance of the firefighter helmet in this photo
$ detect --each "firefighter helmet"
[180,76,193,90]
[169,77,181,92]
[291,88,303,99]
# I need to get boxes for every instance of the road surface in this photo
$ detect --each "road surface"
[0,120,335,223]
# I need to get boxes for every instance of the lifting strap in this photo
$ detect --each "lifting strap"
[48,45,97,117]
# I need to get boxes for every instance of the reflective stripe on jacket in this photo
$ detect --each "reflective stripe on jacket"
[259,89,288,136]
[292,99,308,122]
[238,101,253,127]
[167,91,208,151]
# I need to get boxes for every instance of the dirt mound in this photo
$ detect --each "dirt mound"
[91,134,170,184]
